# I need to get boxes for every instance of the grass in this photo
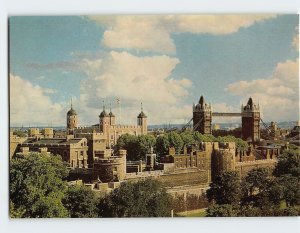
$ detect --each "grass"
[175,209,207,217]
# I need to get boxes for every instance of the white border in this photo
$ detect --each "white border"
[0,1,299,233]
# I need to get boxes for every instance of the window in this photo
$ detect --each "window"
[80,151,83,156]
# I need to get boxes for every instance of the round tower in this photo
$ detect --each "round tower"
[137,102,147,135]
[109,103,116,126]
[67,100,78,135]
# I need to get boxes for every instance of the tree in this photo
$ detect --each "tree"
[274,149,300,178]
[115,134,156,161]
[155,135,170,157]
[63,185,98,218]
[241,168,271,207]
[206,204,239,217]
[115,134,140,161]
[10,153,69,218]
[97,179,172,217]
[180,131,195,147]
[194,132,216,143]
[168,131,184,153]
[217,135,248,151]
[206,171,241,205]
[137,134,156,158]
[278,175,300,207]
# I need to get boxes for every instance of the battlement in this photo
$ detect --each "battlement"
[110,124,142,129]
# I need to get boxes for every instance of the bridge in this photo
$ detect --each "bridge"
[183,96,262,142]
[212,112,253,117]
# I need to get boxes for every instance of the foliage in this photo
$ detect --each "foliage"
[97,179,172,217]
[193,132,216,143]
[217,135,248,151]
[274,149,300,178]
[10,153,69,218]
[206,204,239,217]
[206,171,241,205]
[180,131,195,147]
[13,129,27,137]
[155,135,170,157]
[63,185,98,218]
[115,134,156,161]
[168,131,184,154]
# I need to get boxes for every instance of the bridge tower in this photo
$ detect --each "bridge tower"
[193,96,212,134]
[241,97,260,142]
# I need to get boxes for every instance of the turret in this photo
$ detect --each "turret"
[99,102,110,134]
[241,97,260,142]
[108,103,115,126]
[67,99,78,135]
[193,95,212,134]
[137,102,147,135]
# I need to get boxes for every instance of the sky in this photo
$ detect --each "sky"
[9,15,299,127]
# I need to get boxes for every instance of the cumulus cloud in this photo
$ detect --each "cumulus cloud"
[77,51,192,125]
[226,58,299,121]
[88,15,276,54]
[10,74,65,126]
[293,26,299,51]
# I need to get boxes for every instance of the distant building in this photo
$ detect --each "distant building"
[17,136,88,168]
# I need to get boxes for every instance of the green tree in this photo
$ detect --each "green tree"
[137,134,156,157]
[274,149,300,178]
[217,135,248,151]
[155,135,170,157]
[206,204,239,217]
[241,168,270,207]
[10,153,69,218]
[195,133,216,143]
[206,171,241,205]
[97,179,172,217]
[278,175,300,207]
[63,185,98,218]
[180,131,195,147]
[115,134,140,161]
[168,131,184,153]
[13,129,27,137]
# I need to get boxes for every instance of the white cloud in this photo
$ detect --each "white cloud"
[10,74,65,126]
[88,15,276,54]
[293,26,299,51]
[77,51,193,125]
[226,58,299,121]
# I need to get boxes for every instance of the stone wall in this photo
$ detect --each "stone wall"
[235,159,277,177]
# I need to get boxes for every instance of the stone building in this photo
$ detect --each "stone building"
[18,136,88,168]
[241,97,260,142]
[193,96,212,134]
[68,103,148,167]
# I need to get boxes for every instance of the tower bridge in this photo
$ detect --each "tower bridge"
[191,96,261,142]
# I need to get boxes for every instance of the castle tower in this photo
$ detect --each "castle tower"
[99,103,110,134]
[67,100,78,135]
[108,103,116,126]
[241,97,260,142]
[193,96,212,134]
[137,102,147,135]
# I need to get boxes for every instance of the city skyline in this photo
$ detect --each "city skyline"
[9,15,299,126]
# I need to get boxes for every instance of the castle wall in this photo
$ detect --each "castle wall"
[235,159,277,177]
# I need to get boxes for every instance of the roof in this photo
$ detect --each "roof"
[99,110,109,117]
[138,111,147,118]
[109,111,115,117]
[21,138,84,145]
[67,107,77,116]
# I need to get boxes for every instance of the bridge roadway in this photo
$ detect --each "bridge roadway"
[212,112,253,117]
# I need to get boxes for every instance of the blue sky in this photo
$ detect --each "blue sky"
[9,15,299,126]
